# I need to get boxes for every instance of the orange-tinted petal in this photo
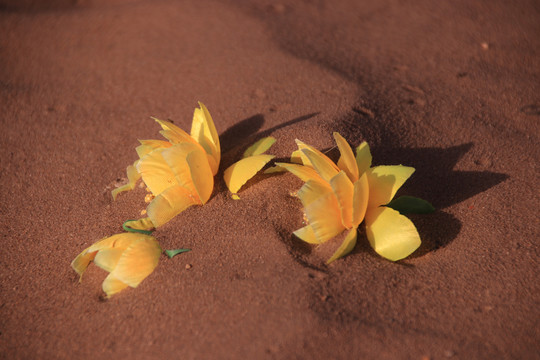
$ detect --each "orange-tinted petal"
[153,117,196,145]
[109,236,162,288]
[191,102,220,174]
[329,171,354,228]
[146,185,197,227]
[136,148,178,196]
[293,225,320,244]
[301,148,339,183]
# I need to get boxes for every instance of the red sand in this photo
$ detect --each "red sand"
[1,0,538,358]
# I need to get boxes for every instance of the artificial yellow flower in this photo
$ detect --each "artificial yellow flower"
[113,102,220,230]
[71,232,162,297]
[277,132,429,263]
[223,136,276,199]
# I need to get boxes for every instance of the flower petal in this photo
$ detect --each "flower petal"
[136,148,178,196]
[161,143,207,201]
[243,136,276,158]
[367,165,415,208]
[223,154,275,194]
[333,132,359,182]
[186,149,215,204]
[352,173,369,227]
[329,171,354,229]
[297,179,333,207]
[147,185,198,227]
[300,180,344,243]
[109,236,162,288]
[355,141,372,175]
[274,162,326,184]
[136,139,173,159]
[153,117,196,145]
[102,273,129,298]
[112,161,141,200]
[293,225,320,244]
[327,227,358,264]
[294,139,339,172]
[71,249,96,279]
[93,248,125,272]
[301,148,339,183]
[191,102,220,174]
[365,207,421,261]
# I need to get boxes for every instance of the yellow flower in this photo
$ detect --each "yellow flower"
[223,136,276,199]
[277,132,425,263]
[113,102,220,230]
[71,232,162,297]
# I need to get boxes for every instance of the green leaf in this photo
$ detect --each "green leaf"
[165,248,191,259]
[385,196,435,214]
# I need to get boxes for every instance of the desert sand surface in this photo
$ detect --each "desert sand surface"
[1,0,538,359]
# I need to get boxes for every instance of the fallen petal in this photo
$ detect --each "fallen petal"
[136,148,179,196]
[243,136,276,158]
[223,154,275,194]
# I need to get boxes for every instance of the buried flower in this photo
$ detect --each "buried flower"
[276,132,433,263]
[71,232,162,297]
[113,102,220,231]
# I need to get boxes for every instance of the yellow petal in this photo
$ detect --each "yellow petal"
[191,102,220,174]
[71,249,96,279]
[293,225,320,244]
[274,162,326,184]
[153,117,196,145]
[136,139,172,159]
[112,162,141,200]
[367,165,415,208]
[329,171,354,228]
[263,165,286,174]
[161,143,210,201]
[333,132,359,182]
[301,148,339,183]
[243,136,276,158]
[300,180,344,243]
[290,149,307,165]
[109,236,162,288]
[223,154,275,194]
[186,148,215,203]
[365,207,421,261]
[93,248,125,272]
[326,227,358,264]
[136,148,178,196]
[297,179,333,207]
[102,273,129,298]
[147,185,197,228]
[355,141,372,175]
[352,173,369,227]
[295,139,340,172]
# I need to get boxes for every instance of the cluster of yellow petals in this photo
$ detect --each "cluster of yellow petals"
[71,233,162,297]
[113,102,220,230]
[277,132,421,263]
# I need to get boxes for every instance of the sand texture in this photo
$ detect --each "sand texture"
[1,0,539,358]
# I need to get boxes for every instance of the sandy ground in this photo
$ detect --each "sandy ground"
[0,0,539,359]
